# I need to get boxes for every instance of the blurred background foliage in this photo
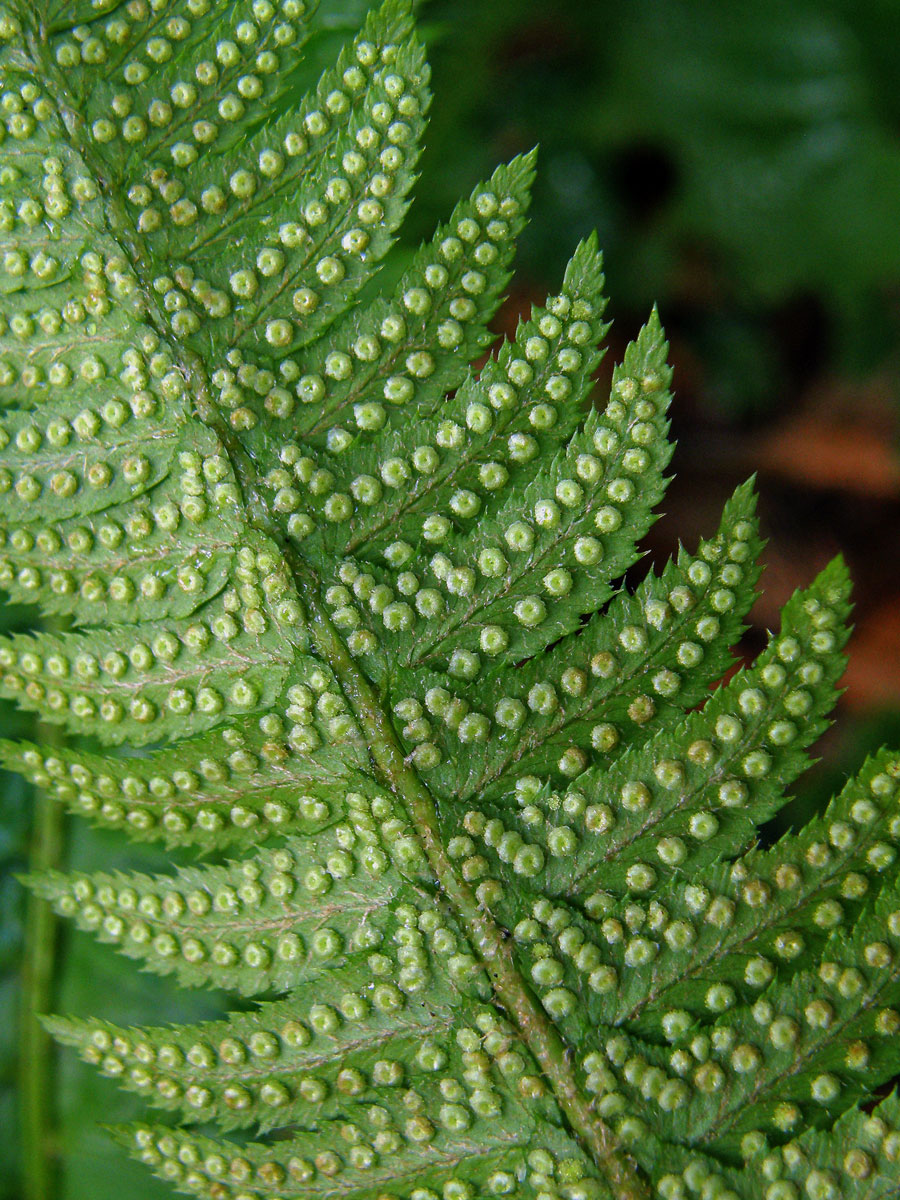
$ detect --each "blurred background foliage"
[418,0,900,410]
[5,1,900,1196]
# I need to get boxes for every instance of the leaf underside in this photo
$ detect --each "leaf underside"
[2,3,900,1200]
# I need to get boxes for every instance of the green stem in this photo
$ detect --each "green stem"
[20,774,64,1200]
[287,546,648,1200]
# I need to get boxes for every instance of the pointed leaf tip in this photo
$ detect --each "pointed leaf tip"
[815,552,854,602]
[574,229,604,271]
[505,146,540,195]
[728,474,761,516]
[366,0,417,40]
[563,236,607,296]
[39,1013,78,1044]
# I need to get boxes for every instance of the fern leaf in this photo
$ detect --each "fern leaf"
[45,986,460,1133]
[0,430,240,624]
[3,5,900,1200]
[29,817,429,994]
[109,1116,603,1200]
[0,579,297,742]
[273,153,537,573]
[448,478,763,804]
[562,559,852,900]
[620,745,900,1034]
[310,220,592,566]
[682,890,900,1151]
[0,720,366,847]
[54,0,425,358]
[655,1091,900,1200]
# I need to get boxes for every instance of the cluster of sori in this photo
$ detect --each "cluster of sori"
[657,1091,900,1200]
[116,1120,612,1200]
[56,988,608,1200]
[357,477,755,789]
[53,0,430,382]
[35,786,441,993]
[452,562,849,903]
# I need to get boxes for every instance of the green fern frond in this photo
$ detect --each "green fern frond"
[3,3,900,1200]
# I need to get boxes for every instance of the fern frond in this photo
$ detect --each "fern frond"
[0,428,239,623]
[3,4,899,1200]
[29,815,430,994]
[612,743,900,1035]
[0,719,366,847]
[455,478,764,803]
